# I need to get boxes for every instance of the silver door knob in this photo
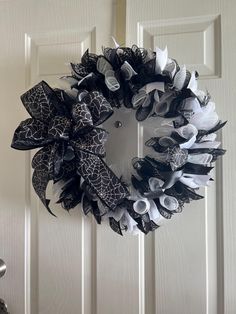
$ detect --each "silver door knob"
[0,260,6,279]
[0,299,9,313]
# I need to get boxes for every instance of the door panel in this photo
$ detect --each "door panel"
[0,1,115,313]
[126,0,235,313]
[98,110,141,314]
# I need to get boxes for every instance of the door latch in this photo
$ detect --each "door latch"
[0,260,9,313]
[0,299,9,314]
[0,260,6,279]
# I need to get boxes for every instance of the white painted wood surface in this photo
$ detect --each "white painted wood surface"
[126,0,236,313]
[0,1,116,313]
[0,0,235,313]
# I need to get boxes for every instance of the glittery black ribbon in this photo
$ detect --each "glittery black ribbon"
[11,81,129,215]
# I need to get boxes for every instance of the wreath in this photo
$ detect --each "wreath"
[11,45,226,235]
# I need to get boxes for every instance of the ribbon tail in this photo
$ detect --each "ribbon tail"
[31,144,58,216]
[109,217,123,235]
[75,150,129,210]
[32,169,56,217]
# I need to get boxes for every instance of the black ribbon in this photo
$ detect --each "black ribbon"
[12,81,129,214]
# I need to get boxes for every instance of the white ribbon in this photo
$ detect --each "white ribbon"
[59,76,79,90]
[189,101,219,130]
[187,71,198,93]
[154,90,160,102]
[52,180,65,203]
[97,56,112,74]
[188,153,213,165]
[98,200,111,216]
[180,97,202,117]
[77,73,94,89]
[145,81,165,94]
[133,198,150,215]
[180,174,211,188]
[159,194,179,211]
[155,46,168,74]
[177,124,198,139]
[149,177,164,191]
[131,88,148,108]
[97,57,120,91]
[164,59,177,78]
[104,206,125,221]
[173,65,186,90]
[121,61,137,80]
[120,212,138,233]
[175,124,198,149]
[148,199,161,222]
[200,133,217,142]
[105,70,120,91]
[64,88,79,99]
[191,141,220,149]
[155,92,174,116]
[132,81,165,109]
[111,36,120,48]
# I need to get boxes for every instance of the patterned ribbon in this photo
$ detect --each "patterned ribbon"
[11,81,129,214]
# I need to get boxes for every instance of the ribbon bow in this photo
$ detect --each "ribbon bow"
[12,81,129,215]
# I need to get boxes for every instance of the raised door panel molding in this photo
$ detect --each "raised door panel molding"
[38,42,82,76]
[136,15,221,311]
[26,29,95,85]
[24,29,96,314]
[138,15,221,78]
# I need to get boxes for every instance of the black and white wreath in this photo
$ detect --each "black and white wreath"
[12,44,226,235]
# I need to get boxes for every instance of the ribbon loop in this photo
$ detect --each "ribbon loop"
[83,91,114,125]
[11,118,51,150]
[72,102,93,135]
[21,81,59,123]
[71,91,113,135]
[48,116,71,140]
[97,57,120,91]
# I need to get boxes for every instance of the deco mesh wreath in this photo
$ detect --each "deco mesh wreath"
[11,45,226,235]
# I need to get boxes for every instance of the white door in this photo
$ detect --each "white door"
[0,1,116,313]
[0,1,235,314]
[125,0,236,314]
